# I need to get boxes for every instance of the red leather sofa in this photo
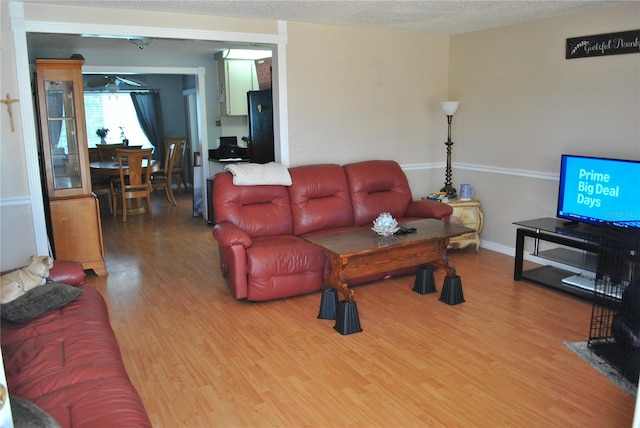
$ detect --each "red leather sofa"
[212,160,453,301]
[1,260,151,427]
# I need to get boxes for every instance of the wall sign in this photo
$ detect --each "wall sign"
[566,29,640,59]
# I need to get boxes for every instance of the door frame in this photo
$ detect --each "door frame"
[9,2,289,255]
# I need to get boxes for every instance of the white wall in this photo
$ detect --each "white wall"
[1,0,42,269]
[284,22,451,202]
[449,2,640,251]
[286,22,449,172]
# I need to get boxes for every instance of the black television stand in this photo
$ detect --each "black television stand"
[513,217,602,300]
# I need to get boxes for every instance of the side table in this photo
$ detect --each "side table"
[445,198,483,252]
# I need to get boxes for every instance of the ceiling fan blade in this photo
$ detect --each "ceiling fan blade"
[116,76,148,87]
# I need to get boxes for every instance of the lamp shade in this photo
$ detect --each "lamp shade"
[441,101,460,116]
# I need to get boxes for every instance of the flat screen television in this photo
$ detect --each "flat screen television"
[557,154,640,231]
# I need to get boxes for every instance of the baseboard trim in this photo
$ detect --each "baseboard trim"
[478,240,587,276]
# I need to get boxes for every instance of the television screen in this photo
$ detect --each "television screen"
[557,154,640,230]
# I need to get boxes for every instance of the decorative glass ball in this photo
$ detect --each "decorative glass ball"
[372,212,399,236]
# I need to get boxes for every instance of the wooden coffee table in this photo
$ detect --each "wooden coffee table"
[304,218,474,334]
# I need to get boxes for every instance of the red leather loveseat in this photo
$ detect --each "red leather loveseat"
[1,260,151,427]
[212,160,453,301]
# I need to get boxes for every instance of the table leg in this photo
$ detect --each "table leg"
[413,265,438,294]
[318,252,362,334]
[334,290,362,335]
[318,288,338,320]
[439,275,465,305]
[323,252,356,302]
[318,285,362,335]
[431,246,465,305]
[114,197,149,216]
[431,250,457,278]
[514,228,525,280]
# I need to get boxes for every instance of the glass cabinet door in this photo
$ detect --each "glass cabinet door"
[44,80,82,190]
[36,58,90,198]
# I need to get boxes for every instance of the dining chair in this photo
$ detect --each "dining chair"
[91,180,113,215]
[151,143,178,206]
[92,144,126,215]
[96,143,126,161]
[88,147,100,162]
[111,148,154,222]
[164,138,188,193]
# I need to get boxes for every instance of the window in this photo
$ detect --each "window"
[84,92,152,148]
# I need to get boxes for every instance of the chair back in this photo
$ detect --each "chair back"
[164,138,187,172]
[97,143,126,161]
[88,148,100,162]
[288,164,354,236]
[115,148,153,193]
[213,171,293,238]
[164,143,177,174]
[343,160,412,227]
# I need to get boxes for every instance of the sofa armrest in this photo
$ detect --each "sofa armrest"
[406,199,453,221]
[48,260,86,286]
[213,223,253,248]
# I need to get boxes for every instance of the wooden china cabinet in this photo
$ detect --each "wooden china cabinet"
[35,58,106,275]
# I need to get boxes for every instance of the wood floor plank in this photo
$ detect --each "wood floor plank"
[84,192,636,427]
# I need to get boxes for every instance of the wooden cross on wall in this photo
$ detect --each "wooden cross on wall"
[1,93,20,132]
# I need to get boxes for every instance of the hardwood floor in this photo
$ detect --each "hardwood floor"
[86,192,636,427]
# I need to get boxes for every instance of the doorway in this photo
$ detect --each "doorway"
[11,8,288,255]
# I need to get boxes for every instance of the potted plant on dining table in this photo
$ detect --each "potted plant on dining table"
[96,127,109,144]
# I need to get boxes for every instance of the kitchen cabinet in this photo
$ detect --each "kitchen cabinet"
[220,59,259,116]
[35,58,106,275]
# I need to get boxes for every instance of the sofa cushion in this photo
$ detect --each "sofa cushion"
[246,235,326,300]
[213,171,293,237]
[1,283,151,427]
[0,282,84,324]
[289,164,354,235]
[344,160,413,226]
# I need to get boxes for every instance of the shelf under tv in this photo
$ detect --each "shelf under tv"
[535,247,597,272]
[513,217,601,301]
[520,265,597,300]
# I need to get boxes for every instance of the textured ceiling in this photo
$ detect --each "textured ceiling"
[25,0,626,35]
[25,0,630,55]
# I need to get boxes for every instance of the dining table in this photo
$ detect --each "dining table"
[89,159,159,177]
[90,160,160,216]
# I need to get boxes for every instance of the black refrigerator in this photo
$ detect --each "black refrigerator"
[247,89,275,163]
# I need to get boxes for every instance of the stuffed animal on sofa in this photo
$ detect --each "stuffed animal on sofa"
[0,255,54,304]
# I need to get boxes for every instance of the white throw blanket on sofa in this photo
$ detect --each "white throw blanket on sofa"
[224,162,292,186]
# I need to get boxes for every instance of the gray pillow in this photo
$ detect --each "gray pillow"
[10,395,61,428]
[0,282,83,324]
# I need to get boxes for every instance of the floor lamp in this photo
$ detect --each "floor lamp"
[440,101,460,198]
